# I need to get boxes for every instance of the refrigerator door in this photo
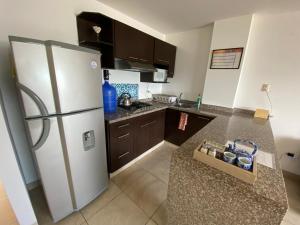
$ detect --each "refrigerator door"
[47,42,103,114]
[10,37,56,118]
[60,108,108,209]
[26,117,73,222]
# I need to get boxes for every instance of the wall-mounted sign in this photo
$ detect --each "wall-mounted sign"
[210,48,243,69]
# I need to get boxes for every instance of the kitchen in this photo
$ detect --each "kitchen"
[1,1,300,225]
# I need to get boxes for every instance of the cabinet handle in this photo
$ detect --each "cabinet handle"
[129,56,149,62]
[197,116,211,121]
[118,123,130,128]
[129,56,139,60]
[157,58,169,64]
[117,133,130,139]
[118,151,130,159]
[138,58,149,62]
[141,120,156,128]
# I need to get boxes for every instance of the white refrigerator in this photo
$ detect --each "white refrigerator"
[9,36,108,222]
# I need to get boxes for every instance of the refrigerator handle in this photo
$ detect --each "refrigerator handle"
[33,118,51,151]
[17,82,49,116]
[17,83,51,150]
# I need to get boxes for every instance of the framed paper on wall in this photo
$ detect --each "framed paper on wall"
[210,48,243,69]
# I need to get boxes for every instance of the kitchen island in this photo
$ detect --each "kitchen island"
[167,106,288,225]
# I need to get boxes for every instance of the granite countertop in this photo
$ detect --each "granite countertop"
[104,101,169,123]
[166,105,288,225]
[104,100,225,123]
[105,100,288,224]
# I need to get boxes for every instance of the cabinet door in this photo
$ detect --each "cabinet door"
[164,109,188,146]
[188,114,213,136]
[109,119,134,172]
[148,110,165,148]
[134,110,165,156]
[134,114,151,156]
[164,109,213,146]
[154,39,177,77]
[114,21,154,64]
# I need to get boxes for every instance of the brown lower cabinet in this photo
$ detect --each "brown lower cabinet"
[106,110,165,173]
[164,108,214,146]
[106,108,213,173]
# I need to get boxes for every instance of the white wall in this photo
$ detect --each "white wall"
[161,25,214,100]
[202,15,253,108]
[0,101,37,225]
[235,12,300,175]
[0,0,165,184]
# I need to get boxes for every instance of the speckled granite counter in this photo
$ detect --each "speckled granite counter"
[104,101,168,123]
[105,100,288,225]
[166,107,288,225]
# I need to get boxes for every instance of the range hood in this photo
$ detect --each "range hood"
[114,58,157,72]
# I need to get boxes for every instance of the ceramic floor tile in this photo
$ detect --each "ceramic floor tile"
[112,163,147,191]
[81,181,121,220]
[46,212,85,225]
[0,181,7,199]
[152,201,168,225]
[87,193,148,225]
[124,171,168,217]
[136,143,176,184]
[29,186,53,225]
[29,187,85,225]
[0,197,19,225]
[282,172,300,225]
[146,219,158,225]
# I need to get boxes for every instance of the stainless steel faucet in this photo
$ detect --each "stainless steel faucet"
[176,92,183,104]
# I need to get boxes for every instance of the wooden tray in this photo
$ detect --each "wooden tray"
[193,142,257,185]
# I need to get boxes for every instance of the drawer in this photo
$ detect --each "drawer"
[110,119,132,138]
[110,132,134,172]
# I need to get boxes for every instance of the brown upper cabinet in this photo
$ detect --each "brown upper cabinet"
[114,21,154,64]
[76,12,177,76]
[154,39,177,77]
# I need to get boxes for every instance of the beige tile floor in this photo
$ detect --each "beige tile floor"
[29,143,300,225]
[0,180,19,225]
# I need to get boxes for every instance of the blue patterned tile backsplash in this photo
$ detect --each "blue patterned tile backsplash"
[111,83,139,99]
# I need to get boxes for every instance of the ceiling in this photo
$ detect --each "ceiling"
[98,0,300,33]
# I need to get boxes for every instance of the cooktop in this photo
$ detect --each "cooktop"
[118,101,153,113]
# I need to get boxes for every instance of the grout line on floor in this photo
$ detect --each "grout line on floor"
[80,186,123,223]
[80,210,89,225]
[150,199,165,224]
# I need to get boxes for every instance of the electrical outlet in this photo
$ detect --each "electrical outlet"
[286,152,298,159]
[261,84,271,92]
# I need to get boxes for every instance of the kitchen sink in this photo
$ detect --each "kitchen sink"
[172,102,195,108]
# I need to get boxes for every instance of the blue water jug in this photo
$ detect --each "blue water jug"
[102,70,117,113]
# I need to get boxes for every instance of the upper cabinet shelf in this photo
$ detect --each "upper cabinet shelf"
[76,12,177,76]
[154,39,177,77]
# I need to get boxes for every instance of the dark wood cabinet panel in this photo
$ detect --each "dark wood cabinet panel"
[134,110,165,156]
[154,39,177,77]
[76,12,115,69]
[114,21,154,64]
[164,109,213,146]
[148,110,165,148]
[106,110,165,173]
[108,119,134,172]
[77,12,177,73]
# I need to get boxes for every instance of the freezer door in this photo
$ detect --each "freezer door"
[10,38,56,117]
[26,117,73,222]
[60,108,108,209]
[48,43,103,113]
